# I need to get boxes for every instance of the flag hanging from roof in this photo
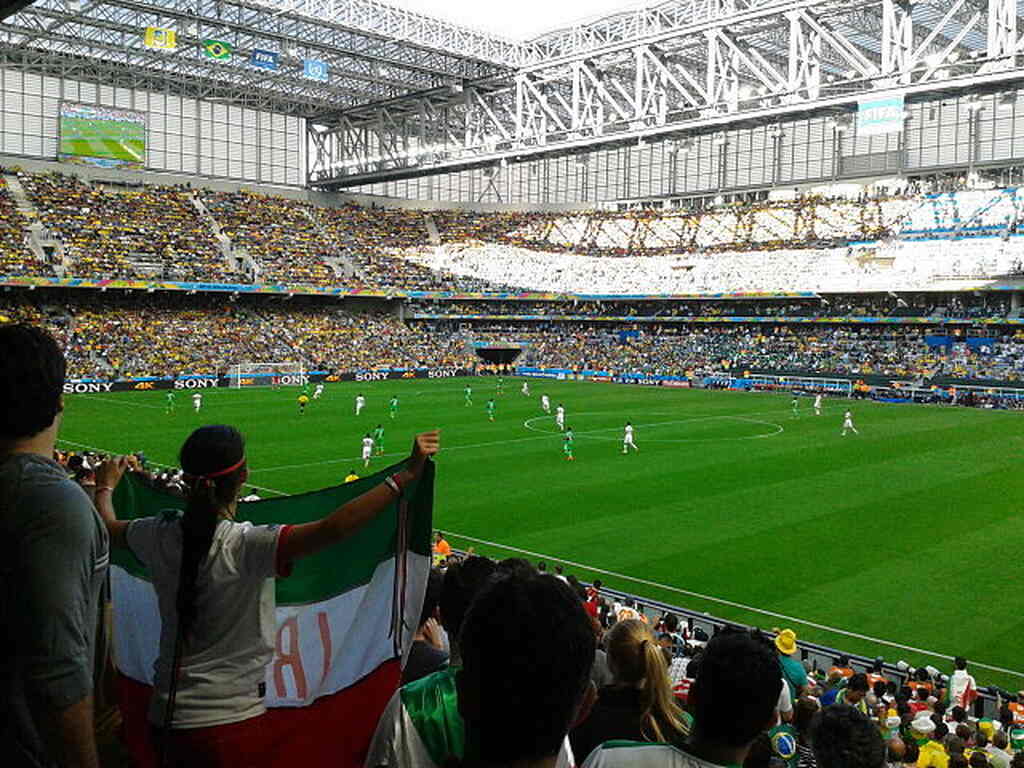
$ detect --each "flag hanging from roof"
[202,39,233,61]
[143,27,177,51]
[110,462,434,768]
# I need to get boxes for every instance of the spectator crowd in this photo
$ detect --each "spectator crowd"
[4,167,1024,297]
[4,289,1024,383]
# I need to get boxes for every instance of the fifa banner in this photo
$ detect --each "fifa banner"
[111,464,434,768]
[251,48,280,71]
[143,27,177,51]
[856,94,905,136]
[62,367,471,394]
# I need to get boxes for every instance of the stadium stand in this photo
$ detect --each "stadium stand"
[6,166,1024,295]
[0,291,473,379]
[200,190,340,286]
[4,290,1022,385]
[16,171,225,280]
[0,177,39,275]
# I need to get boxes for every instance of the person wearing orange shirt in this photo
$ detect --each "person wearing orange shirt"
[828,655,855,682]
[432,530,452,565]
[1008,692,1024,726]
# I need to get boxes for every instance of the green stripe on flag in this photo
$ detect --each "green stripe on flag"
[202,39,233,60]
[110,461,434,605]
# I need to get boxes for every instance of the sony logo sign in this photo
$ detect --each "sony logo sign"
[64,381,115,394]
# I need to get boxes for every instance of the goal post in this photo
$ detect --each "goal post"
[228,362,306,389]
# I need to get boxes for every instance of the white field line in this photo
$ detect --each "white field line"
[447,531,1024,680]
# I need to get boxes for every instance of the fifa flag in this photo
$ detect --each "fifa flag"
[143,26,177,51]
[110,462,434,768]
[202,39,233,61]
[856,94,905,136]
[304,58,329,82]
[251,48,280,71]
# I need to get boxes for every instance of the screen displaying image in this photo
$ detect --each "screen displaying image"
[59,102,147,169]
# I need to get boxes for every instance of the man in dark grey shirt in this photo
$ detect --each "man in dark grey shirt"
[0,324,109,768]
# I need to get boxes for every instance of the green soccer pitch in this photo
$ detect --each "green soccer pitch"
[60,377,1024,689]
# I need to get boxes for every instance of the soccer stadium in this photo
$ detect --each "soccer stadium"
[4,0,1024,766]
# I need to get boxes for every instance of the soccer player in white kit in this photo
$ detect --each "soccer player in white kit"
[313,383,324,400]
[555,404,565,431]
[521,381,530,396]
[361,433,374,467]
[541,394,551,414]
[192,392,202,413]
[622,422,638,454]
[814,393,822,416]
[355,393,365,416]
[841,410,859,436]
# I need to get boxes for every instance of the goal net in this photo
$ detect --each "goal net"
[228,362,306,389]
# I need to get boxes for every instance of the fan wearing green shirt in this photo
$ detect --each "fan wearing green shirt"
[775,629,808,702]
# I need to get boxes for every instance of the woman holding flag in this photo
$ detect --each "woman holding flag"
[95,425,440,767]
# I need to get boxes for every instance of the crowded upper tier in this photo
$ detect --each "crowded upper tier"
[3,166,1024,294]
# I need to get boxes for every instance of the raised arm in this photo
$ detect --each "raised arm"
[278,430,440,563]
[94,455,132,549]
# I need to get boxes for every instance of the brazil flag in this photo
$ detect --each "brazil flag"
[202,39,232,61]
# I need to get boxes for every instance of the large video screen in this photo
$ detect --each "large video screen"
[59,102,147,169]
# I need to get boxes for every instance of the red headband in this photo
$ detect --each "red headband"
[203,456,246,479]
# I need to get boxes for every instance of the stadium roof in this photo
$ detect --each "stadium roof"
[1,0,1018,119]
[0,0,531,116]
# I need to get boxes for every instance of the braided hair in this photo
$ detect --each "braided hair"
[176,425,246,642]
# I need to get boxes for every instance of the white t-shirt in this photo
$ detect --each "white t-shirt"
[776,677,793,719]
[362,437,374,453]
[814,396,822,407]
[125,516,288,729]
[356,396,365,406]
[193,394,201,403]
[843,412,853,423]
[556,407,565,417]
[624,426,634,440]
[542,396,550,405]
[584,742,730,768]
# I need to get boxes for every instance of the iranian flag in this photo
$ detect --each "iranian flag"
[108,462,434,768]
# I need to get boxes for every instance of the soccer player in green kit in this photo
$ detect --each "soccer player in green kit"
[373,423,385,455]
[389,395,399,419]
[486,398,496,422]
[563,433,575,461]
[464,384,472,406]
[496,376,504,395]
[165,390,176,414]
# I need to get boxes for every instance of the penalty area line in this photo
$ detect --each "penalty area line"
[446,531,1024,680]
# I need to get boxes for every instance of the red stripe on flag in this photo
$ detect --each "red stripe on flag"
[116,659,401,767]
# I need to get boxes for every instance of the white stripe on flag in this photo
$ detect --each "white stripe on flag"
[111,554,429,707]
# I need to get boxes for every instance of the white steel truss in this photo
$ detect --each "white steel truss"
[0,0,513,116]
[311,0,1024,187]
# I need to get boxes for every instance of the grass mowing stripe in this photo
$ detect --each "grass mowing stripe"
[447,531,1024,681]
